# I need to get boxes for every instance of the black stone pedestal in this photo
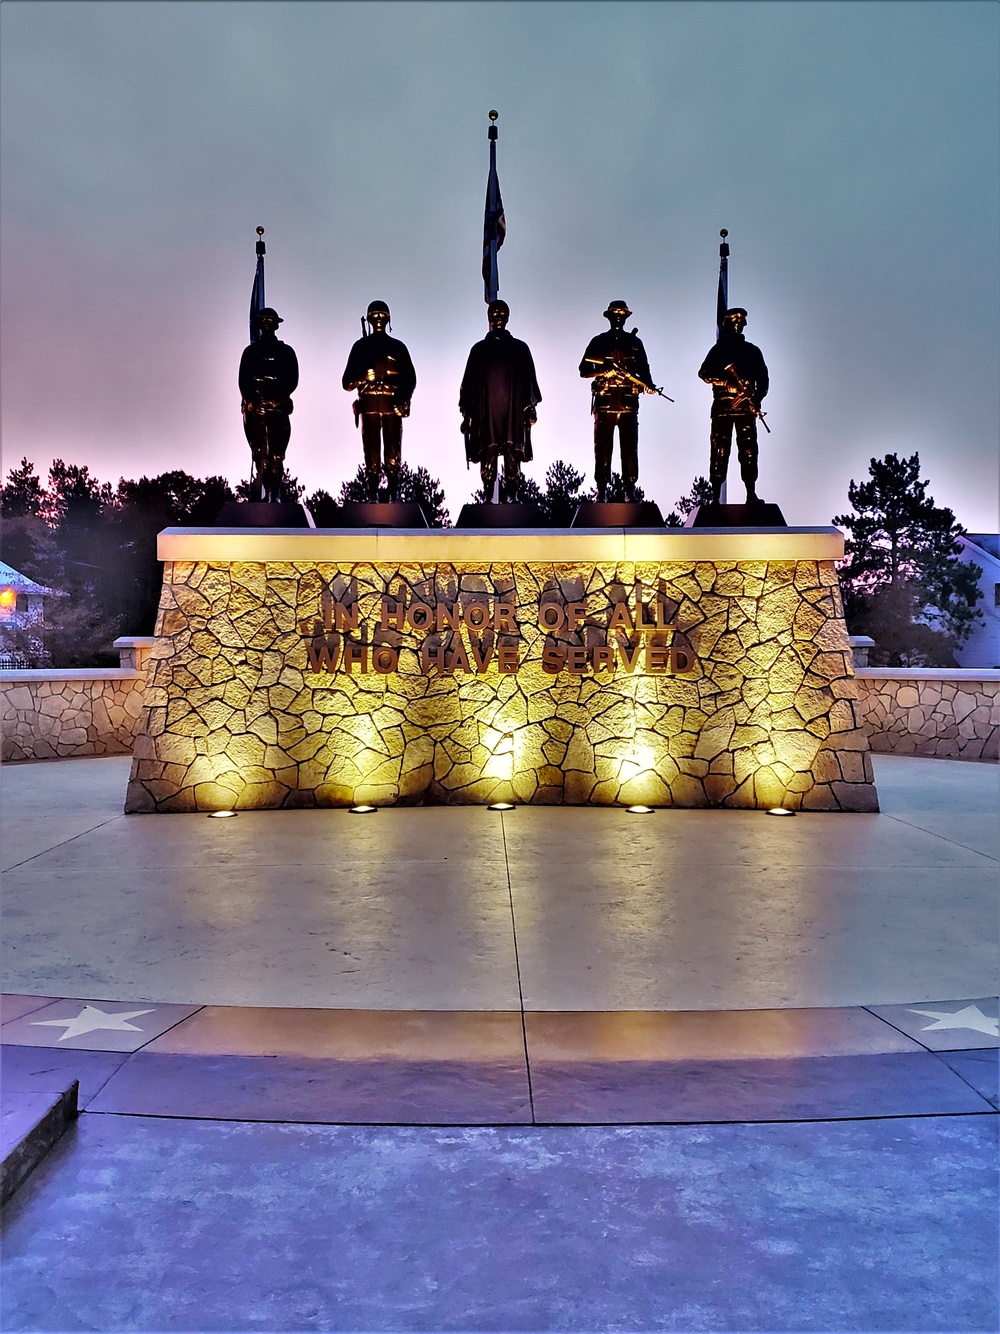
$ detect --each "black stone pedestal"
[216,501,313,528]
[456,503,548,529]
[690,502,787,528]
[334,502,428,528]
[572,501,664,528]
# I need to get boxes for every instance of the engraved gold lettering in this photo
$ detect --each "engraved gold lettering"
[567,644,588,674]
[494,603,518,632]
[616,638,643,672]
[671,647,693,673]
[591,644,615,672]
[469,638,494,672]
[342,642,368,673]
[463,601,490,631]
[372,645,399,674]
[436,602,461,632]
[380,598,405,630]
[306,641,340,672]
[448,640,471,673]
[645,644,669,672]
[542,643,567,674]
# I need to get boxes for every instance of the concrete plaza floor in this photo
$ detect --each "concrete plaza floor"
[1,753,997,1331]
[1,753,997,1010]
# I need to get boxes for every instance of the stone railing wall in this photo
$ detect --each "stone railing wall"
[0,639,153,761]
[5,641,997,767]
[854,669,1000,761]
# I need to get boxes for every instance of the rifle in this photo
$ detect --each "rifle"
[724,364,770,432]
[584,357,674,402]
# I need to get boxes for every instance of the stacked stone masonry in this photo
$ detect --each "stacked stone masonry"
[125,556,879,812]
[1,672,146,761]
[855,672,999,761]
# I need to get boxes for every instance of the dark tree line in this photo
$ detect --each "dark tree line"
[1,451,981,669]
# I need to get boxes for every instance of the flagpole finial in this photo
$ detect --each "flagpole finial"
[256,226,265,236]
[255,226,266,258]
[488,109,498,141]
[720,228,727,238]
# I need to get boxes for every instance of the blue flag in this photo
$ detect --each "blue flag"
[482,139,506,302]
[716,231,729,338]
[250,238,266,343]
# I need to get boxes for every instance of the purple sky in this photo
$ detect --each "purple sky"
[2,1,997,528]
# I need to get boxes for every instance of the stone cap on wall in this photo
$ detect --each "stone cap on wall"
[856,667,1000,682]
[158,526,846,563]
[0,668,140,682]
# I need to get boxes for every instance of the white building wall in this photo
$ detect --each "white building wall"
[955,536,1000,670]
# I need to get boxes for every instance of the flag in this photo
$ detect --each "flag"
[482,138,506,302]
[250,234,266,343]
[716,230,729,339]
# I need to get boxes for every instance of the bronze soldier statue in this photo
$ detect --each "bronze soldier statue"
[342,301,417,503]
[238,308,299,503]
[460,300,541,503]
[579,300,657,503]
[698,307,769,504]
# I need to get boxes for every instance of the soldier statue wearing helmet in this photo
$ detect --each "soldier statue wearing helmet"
[579,301,658,503]
[342,301,417,503]
[238,307,300,504]
[698,307,770,505]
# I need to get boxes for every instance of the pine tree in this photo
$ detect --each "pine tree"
[834,452,983,666]
[665,475,713,527]
[0,458,46,517]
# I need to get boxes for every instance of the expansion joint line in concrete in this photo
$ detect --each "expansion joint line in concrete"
[877,811,999,863]
[1,813,125,874]
[499,812,536,1124]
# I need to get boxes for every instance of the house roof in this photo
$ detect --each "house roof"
[0,559,53,596]
[965,534,1000,561]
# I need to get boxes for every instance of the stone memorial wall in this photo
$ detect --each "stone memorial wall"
[124,527,877,813]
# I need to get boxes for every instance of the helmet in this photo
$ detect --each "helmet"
[255,307,283,326]
[603,300,632,319]
[367,300,391,317]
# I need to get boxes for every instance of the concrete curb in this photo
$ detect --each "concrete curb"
[1,1081,78,1205]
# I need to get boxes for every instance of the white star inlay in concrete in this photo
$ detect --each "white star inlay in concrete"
[31,1005,154,1042]
[907,1004,999,1038]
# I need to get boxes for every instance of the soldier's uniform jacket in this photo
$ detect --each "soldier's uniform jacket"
[579,329,654,413]
[698,334,768,415]
[238,338,299,413]
[342,332,416,414]
[460,329,541,461]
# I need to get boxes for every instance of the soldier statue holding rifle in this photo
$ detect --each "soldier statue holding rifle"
[579,300,670,503]
[342,301,417,504]
[698,306,770,505]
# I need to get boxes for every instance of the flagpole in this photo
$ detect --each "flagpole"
[717,229,730,504]
[487,110,499,302]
